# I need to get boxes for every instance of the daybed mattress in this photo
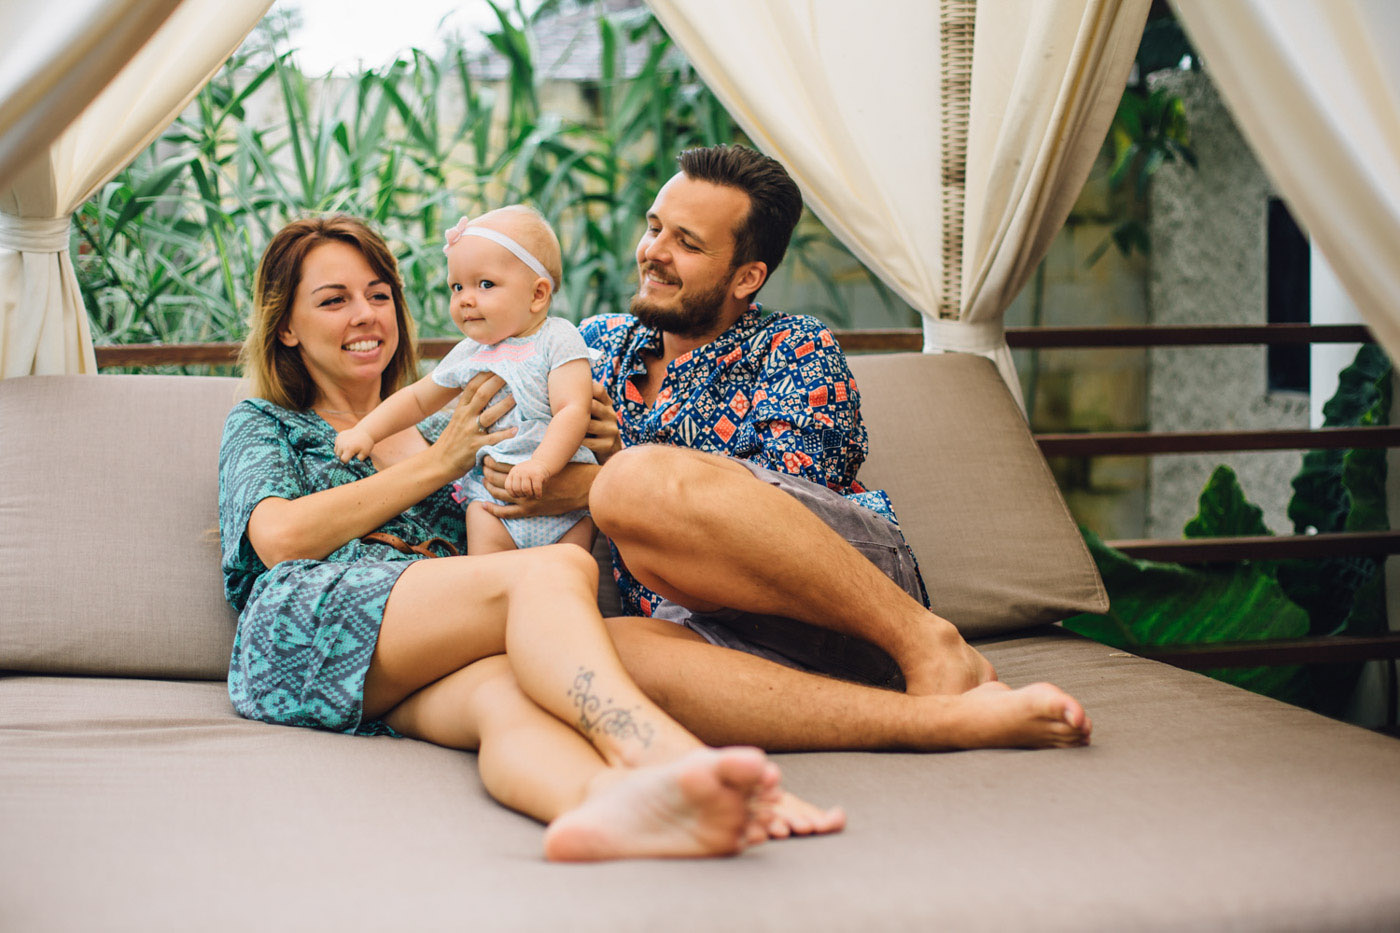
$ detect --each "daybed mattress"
[5,627,1399,932]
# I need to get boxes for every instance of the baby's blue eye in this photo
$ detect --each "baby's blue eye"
[479,280,495,290]
[450,282,462,292]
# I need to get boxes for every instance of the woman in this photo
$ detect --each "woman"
[218,215,841,861]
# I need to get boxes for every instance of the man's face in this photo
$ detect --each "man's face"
[630,173,752,339]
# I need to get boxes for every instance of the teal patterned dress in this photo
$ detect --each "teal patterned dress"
[218,399,466,735]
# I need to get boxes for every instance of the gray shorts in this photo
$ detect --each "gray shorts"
[650,459,924,690]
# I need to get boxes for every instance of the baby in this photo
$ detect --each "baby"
[335,205,595,554]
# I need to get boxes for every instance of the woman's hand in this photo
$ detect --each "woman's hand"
[432,372,517,477]
[247,377,514,568]
[583,381,622,464]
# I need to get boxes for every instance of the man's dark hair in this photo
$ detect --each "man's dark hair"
[677,144,803,280]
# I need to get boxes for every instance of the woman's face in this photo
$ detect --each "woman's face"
[278,241,400,400]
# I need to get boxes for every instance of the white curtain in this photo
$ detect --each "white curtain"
[0,0,183,193]
[0,0,272,378]
[646,0,1148,404]
[1172,0,1400,369]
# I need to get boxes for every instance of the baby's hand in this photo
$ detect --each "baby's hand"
[505,459,551,499]
[335,427,376,462]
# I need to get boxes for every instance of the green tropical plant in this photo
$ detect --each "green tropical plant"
[74,0,891,369]
[1064,344,1392,714]
[1065,491,1310,704]
[1086,12,1197,266]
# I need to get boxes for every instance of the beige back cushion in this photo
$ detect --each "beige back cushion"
[0,355,1102,679]
[0,375,242,679]
[847,352,1107,637]
[0,374,619,680]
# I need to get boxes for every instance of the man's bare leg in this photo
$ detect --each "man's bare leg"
[591,445,994,694]
[607,617,1091,752]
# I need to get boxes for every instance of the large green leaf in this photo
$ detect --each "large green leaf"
[1288,344,1389,534]
[1063,532,1310,702]
[1183,464,1273,541]
[1277,345,1390,641]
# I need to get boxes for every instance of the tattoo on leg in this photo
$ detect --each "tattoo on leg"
[567,668,654,748]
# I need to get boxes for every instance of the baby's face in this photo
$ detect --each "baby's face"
[445,235,546,345]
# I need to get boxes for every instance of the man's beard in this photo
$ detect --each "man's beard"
[629,268,731,338]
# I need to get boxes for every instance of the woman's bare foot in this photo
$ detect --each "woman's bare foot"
[542,747,780,862]
[940,681,1092,749]
[760,791,846,840]
[900,617,998,696]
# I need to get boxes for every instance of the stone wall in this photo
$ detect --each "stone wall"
[1145,68,1309,538]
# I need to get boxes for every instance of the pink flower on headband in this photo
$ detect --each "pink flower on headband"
[443,216,471,253]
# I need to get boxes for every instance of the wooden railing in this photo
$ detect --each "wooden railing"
[91,322,1375,366]
[95,322,1399,671]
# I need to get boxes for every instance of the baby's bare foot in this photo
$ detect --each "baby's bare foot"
[543,747,778,862]
[760,791,846,840]
[942,681,1092,749]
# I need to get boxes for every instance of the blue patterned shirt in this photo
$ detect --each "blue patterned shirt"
[580,303,905,617]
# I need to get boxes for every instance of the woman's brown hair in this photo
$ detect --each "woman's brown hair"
[240,215,420,409]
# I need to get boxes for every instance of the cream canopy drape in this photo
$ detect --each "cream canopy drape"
[0,0,183,193]
[646,0,1148,404]
[1172,0,1400,368]
[0,0,272,378]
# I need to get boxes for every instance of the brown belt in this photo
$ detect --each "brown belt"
[360,532,460,559]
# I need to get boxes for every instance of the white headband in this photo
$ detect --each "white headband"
[443,218,557,291]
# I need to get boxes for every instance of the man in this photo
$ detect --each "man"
[481,145,1091,756]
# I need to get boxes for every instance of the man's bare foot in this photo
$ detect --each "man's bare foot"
[543,747,780,862]
[939,681,1092,749]
[760,791,846,840]
[900,617,998,696]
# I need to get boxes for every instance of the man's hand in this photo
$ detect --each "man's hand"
[481,457,597,518]
[505,459,551,499]
[584,381,623,463]
[335,426,376,462]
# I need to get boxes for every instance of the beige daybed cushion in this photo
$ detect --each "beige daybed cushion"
[4,628,1399,931]
[0,358,1102,678]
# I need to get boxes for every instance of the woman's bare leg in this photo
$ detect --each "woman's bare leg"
[366,546,704,765]
[365,548,843,854]
[383,654,783,859]
[498,544,704,766]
